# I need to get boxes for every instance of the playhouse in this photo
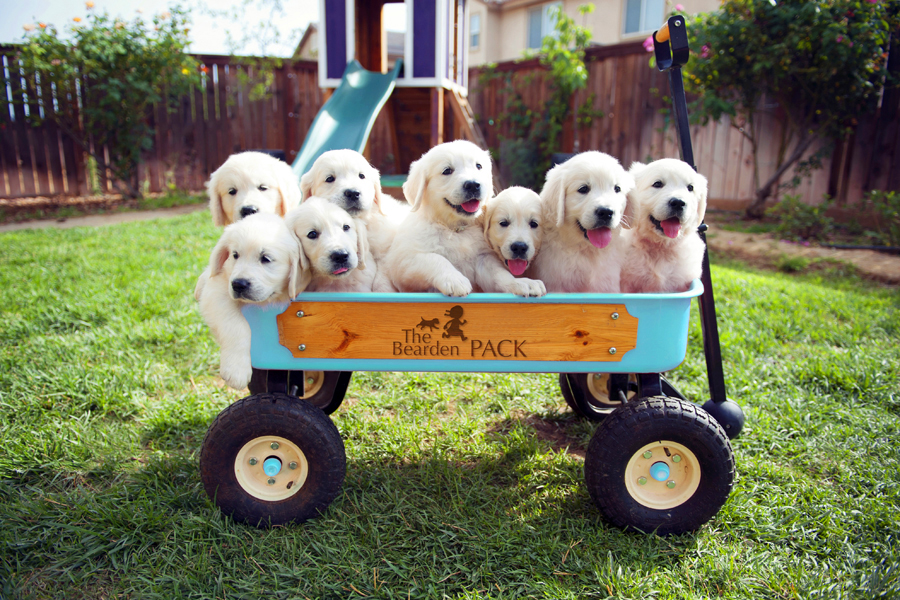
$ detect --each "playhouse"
[291,0,486,179]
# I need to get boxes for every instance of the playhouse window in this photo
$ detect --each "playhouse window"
[527,2,561,49]
[470,13,481,49]
[623,0,665,35]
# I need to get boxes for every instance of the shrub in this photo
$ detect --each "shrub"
[766,194,834,241]
[860,190,900,247]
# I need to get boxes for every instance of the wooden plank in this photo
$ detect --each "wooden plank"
[38,77,65,195]
[8,59,37,197]
[276,301,638,362]
[0,54,22,197]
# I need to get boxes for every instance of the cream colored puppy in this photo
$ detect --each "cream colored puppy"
[383,140,545,297]
[285,197,383,293]
[196,213,304,390]
[299,149,409,260]
[621,158,708,293]
[483,186,544,277]
[207,151,302,226]
[531,151,634,293]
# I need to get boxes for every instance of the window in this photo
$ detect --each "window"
[527,2,562,49]
[623,0,665,35]
[470,13,481,49]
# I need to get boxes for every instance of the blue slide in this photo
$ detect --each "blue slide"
[291,59,402,178]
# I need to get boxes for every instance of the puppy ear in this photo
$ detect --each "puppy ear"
[355,219,369,271]
[694,172,709,224]
[621,171,637,228]
[629,161,646,177]
[369,164,387,215]
[482,200,495,247]
[286,240,309,298]
[299,169,315,201]
[277,164,303,216]
[208,180,229,226]
[539,167,566,228]
[403,158,427,212]
[208,235,232,276]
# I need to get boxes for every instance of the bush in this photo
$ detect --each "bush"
[860,190,900,247]
[765,194,834,241]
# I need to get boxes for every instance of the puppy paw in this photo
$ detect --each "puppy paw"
[505,277,547,298]
[436,274,473,297]
[220,354,253,390]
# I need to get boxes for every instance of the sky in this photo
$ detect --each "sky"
[0,0,323,57]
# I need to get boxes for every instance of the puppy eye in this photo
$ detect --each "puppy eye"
[228,188,237,196]
[258,185,268,191]
[307,230,319,240]
[499,220,510,228]
[476,163,482,170]
[614,185,621,193]
[260,255,272,264]
[343,224,351,231]
[359,173,365,180]
[325,175,335,183]
[442,167,454,176]
[529,220,539,229]
[577,185,590,194]
[232,251,239,259]
[652,180,665,188]
[687,184,694,192]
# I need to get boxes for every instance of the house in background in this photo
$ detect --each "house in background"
[294,22,406,69]
[467,0,719,66]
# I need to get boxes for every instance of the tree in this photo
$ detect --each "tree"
[683,0,900,217]
[15,6,201,198]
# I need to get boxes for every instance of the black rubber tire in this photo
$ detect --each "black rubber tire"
[248,370,352,415]
[584,396,735,535]
[559,373,634,421]
[200,393,346,527]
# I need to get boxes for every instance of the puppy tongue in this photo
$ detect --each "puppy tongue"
[587,227,612,249]
[332,267,349,275]
[507,259,528,276]
[661,218,682,239]
[461,200,480,213]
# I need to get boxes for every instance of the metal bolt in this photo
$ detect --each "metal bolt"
[609,347,617,355]
[296,311,305,318]
[637,477,647,485]
[643,451,653,459]
[298,344,306,351]
[267,478,276,485]
[289,461,298,470]
[270,442,280,450]
[672,455,682,463]
[674,19,682,27]
[611,312,619,320]
[248,457,258,466]
[667,480,677,489]
[306,377,315,386]
[593,373,602,380]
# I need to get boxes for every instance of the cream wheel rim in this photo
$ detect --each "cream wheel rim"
[586,373,634,407]
[624,440,700,510]
[298,371,325,399]
[234,435,309,501]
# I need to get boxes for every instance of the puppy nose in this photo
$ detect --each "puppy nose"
[231,279,251,294]
[343,189,360,201]
[463,180,481,193]
[239,206,258,218]
[668,198,686,214]
[594,207,614,223]
[330,250,350,264]
[510,241,529,257]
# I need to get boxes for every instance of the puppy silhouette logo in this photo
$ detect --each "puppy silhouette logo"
[442,305,468,341]
[416,317,440,331]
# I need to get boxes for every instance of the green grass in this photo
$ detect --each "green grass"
[1,211,899,599]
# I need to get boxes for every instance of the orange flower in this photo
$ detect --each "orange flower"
[73,17,82,22]
[86,1,94,7]
[23,23,35,31]
[38,22,47,28]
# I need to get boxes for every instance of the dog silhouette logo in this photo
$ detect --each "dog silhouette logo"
[442,305,467,341]
[417,317,440,331]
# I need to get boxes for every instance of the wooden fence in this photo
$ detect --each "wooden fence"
[468,42,900,209]
[2,42,898,208]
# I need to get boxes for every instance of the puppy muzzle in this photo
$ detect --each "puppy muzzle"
[239,206,259,219]
[341,189,362,213]
[329,250,352,276]
[230,277,260,301]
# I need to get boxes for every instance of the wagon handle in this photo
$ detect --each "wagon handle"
[654,22,670,43]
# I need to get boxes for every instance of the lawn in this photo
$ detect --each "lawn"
[0,210,898,599]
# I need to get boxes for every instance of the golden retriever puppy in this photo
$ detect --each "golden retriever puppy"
[531,151,634,293]
[483,186,544,277]
[207,151,302,226]
[299,149,409,260]
[382,140,545,297]
[196,213,305,389]
[285,197,386,292]
[621,158,708,293]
